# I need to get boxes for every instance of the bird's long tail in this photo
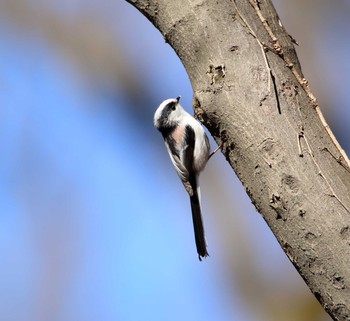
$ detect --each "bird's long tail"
[190,185,209,260]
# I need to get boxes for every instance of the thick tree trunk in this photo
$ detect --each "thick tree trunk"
[126,0,350,320]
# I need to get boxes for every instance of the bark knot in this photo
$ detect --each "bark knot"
[207,64,225,85]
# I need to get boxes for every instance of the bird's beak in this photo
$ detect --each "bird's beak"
[176,96,181,103]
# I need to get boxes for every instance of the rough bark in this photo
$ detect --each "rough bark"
[126,0,350,320]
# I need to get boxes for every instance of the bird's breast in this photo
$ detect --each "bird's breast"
[171,123,186,146]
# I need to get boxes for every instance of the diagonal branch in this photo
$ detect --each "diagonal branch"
[126,1,350,320]
[247,0,350,171]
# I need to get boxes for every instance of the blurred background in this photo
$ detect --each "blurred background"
[0,0,349,320]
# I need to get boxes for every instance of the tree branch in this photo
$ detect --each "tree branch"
[126,0,350,320]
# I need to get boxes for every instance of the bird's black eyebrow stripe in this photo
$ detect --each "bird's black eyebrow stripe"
[166,101,177,109]
[157,100,177,130]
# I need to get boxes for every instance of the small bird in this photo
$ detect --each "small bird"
[154,96,210,260]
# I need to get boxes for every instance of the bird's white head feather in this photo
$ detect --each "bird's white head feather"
[154,97,186,129]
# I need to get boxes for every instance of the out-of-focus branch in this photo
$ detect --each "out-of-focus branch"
[0,0,150,106]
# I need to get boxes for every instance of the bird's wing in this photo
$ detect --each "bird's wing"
[183,125,209,260]
[165,140,193,196]
[166,125,208,259]
[164,124,197,196]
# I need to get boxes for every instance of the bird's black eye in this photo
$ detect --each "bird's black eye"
[171,104,176,111]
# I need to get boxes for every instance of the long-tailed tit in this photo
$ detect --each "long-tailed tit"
[154,96,210,260]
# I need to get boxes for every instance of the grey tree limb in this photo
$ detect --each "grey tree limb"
[126,0,350,320]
